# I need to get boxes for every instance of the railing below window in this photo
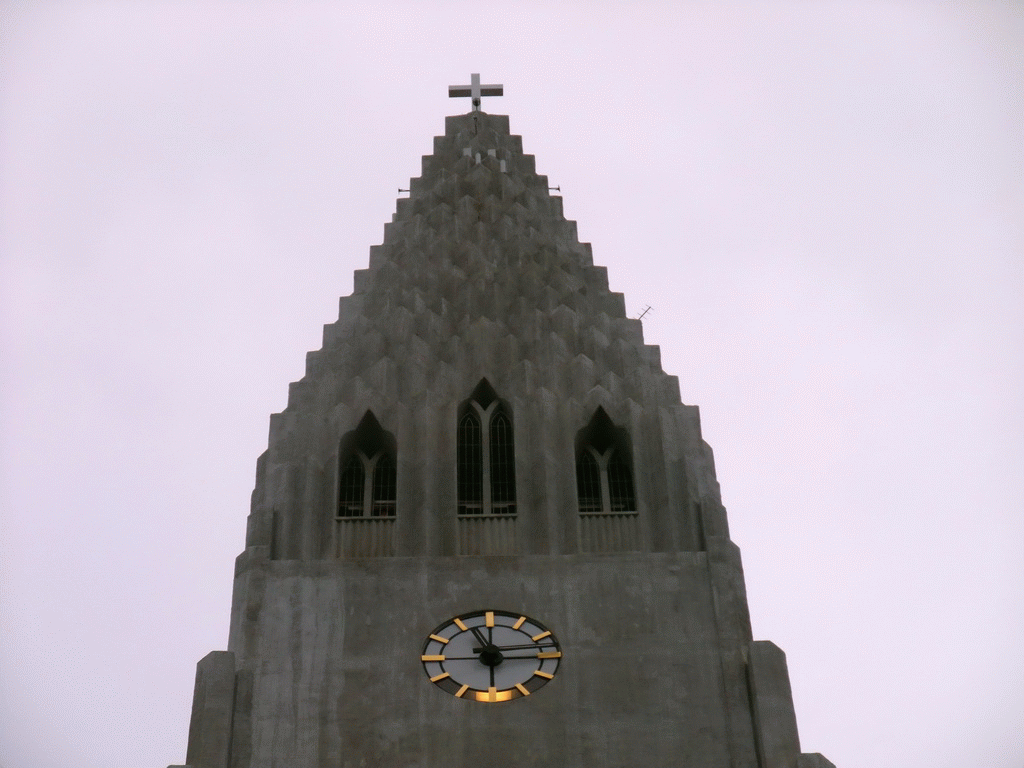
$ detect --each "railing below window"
[457,514,517,555]
[370,501,395,517]
[579,511,640,553]
[336,517,395,558]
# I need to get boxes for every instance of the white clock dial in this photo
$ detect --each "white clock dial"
[421,610,562,702]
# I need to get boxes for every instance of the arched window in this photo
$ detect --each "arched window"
[457,410,483,514]
[337,411,397,518]
[489,411,516,513]
[339,455,366,517]
[575,408,636,515]
[458,379,517,516]
[370,454,397,517]
[576,451,602,513]
[606,450,636,512]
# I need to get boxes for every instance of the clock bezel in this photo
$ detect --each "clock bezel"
[420,609,562,702]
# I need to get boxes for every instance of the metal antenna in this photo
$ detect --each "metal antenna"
[637,305,653,320]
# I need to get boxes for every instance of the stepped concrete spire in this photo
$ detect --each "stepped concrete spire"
[175,109,834,768]
[240,110,725,564]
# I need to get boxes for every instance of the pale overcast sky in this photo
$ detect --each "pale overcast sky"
[1,3,1022,767]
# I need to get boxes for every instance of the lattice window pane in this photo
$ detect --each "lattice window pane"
[371,454,396,517]
[489,410,516,514]
[607,449,636,512]
[338,456,365,517]
[576,450,603,513]
[457,411,483,514]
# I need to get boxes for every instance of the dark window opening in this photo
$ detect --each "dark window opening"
[576,407,637,515]
[371,454,397,517]
[607,450,636,512]
[337,411,398,519]
[576,451,603,513]
[489,410,516,514]
[458,411,484,514]
[339,456,366,517]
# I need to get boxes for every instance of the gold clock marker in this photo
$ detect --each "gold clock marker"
[485,611,495,627]
[454,618,468,631]
[430,672,450,683]
[533,670,554,679]
[532,630,551,641]
[537,651,562,659]
[515,683,530,696]
[429,634,449,644]
[477,687,513,702]
[512,616,526,630]
[421,654,445,662]
[455,684,469,698]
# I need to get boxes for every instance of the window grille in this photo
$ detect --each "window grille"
[371,454,397,517]
[607,450,636,512]
[457,411,484,514]
[338,456,365,517]
[489,410,516,514]
[575,408,637,515]
[337,411,398,520]
[576,451,603,513]
[457,382,517,517]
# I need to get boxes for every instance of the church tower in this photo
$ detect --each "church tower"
[175,77,833,768]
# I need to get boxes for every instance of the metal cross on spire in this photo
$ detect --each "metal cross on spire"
[448,73,503,111]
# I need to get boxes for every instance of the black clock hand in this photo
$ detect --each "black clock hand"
[469,626,489,649]
[446,654,552,661]
[472,642,556,653]
[493,654,553,660]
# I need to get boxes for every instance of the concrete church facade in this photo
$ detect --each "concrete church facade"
[173,83,834,768]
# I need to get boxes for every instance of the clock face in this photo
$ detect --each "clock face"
[421,610,562,702]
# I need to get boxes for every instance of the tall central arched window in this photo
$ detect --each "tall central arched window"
[458,379,517,516]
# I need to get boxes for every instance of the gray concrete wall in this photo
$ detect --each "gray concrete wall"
[225,551,755,768]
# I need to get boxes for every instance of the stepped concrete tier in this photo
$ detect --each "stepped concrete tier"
[175,110,834,768]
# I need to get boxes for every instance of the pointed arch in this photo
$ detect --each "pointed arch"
[337,411,398,518]
[575,407,636,515]
[469,378,499,410]
[457,380,517,516]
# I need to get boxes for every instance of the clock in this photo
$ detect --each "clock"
[420,609,562,702]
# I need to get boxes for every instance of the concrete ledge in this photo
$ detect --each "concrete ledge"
[185,651,236,768]
[234,545,270,577]
[748,640,801,768]
[798,753,837,768]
